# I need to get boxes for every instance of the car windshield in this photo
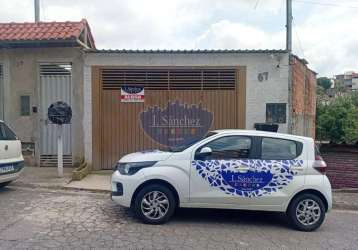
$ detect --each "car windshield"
[168,132,217,152]
[0,122,17,140]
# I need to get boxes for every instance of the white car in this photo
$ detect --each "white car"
[111,130,332,231]
[0,120,24,188]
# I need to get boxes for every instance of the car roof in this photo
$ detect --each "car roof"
[211,129,311,141]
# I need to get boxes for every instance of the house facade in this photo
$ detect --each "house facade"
[84,50,316,170]
[0,20,95,166]
[0,20,316,170]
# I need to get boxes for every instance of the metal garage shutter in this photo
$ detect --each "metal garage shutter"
[93,66,246,170]
[101,68,236,90]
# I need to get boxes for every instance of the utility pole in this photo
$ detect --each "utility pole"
[34,0,40,22]
[286,0,293,52]
[286,0,293,134]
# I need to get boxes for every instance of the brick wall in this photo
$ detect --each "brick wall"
[291,55,317,138]
[321,145,358,189]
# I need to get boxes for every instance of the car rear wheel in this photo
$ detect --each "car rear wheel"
[0,181,11,188]
[287,193,326,231]
[133,184,176,224]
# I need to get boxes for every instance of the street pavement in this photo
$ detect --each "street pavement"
[0,186,357,250]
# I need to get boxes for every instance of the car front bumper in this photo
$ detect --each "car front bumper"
[111,170,146,208]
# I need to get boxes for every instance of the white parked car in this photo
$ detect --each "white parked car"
[111,130,332,231]
[0,120,24,188]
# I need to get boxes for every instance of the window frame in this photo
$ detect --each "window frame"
[194,135,258,160]
[20,95,31,116]
[266,103,287,124]
[258,136,303,160]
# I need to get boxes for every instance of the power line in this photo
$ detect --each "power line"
[294,0,358,9]
[254,0,260,9]
[292,20,306,58]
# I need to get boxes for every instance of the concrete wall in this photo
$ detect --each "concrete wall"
[291,55,317,138]
[0,47,85,166]
[83,52,290,166]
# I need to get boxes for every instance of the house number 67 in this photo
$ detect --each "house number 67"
[258,72,269,82]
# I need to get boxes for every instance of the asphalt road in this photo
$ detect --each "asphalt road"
[0,186,357,250]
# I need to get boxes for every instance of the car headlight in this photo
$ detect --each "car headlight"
[115,161,157,175]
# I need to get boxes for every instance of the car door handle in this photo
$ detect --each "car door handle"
[237,166,250,173]
[291,165,304,171]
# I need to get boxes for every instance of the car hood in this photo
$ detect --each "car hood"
[119,149,173,163]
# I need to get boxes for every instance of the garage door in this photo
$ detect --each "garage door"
[92,66,246,170]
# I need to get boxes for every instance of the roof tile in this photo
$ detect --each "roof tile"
[0,19,88,42]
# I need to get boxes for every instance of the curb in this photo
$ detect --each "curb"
[10,182,110,194]
[333,188,358,194]
[333,203,358,211]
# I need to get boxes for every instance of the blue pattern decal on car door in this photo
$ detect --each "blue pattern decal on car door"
[192,159,303,197]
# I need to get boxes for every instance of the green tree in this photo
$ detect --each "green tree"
[316,92,358,144]
[317,77,332,90]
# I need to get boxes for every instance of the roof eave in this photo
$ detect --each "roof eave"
[0,38,82,49]
[86,49,288,54]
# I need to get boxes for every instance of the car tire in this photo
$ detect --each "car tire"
[287,193,326,231]
[133,184,176,224]
[0,181,11,188]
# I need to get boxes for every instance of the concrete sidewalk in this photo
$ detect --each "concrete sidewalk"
[65,173,111,191]
[11,166,73,189]
[11,166,111,192]
[10,166,358,210]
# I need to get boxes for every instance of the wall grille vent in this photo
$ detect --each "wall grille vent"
[101,68,237,90]
[40,155,73,167]
[40,64,72,76]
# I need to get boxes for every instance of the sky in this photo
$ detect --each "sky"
[1,0,358,77]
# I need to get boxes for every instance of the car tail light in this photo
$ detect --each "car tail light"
[313,154,327,174]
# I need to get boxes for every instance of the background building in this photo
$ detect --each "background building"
[335,71,358,92]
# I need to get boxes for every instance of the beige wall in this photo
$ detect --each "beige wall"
[83,52,290,167]
[0,47,84,166]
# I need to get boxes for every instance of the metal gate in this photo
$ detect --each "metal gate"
[0,64,4,121]
[39,64,72,166]
[92,66,246,170]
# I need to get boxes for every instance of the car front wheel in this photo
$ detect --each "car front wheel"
[133,184,176,224]
[287,193,326,231]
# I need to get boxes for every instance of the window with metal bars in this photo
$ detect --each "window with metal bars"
[101,68,237,90]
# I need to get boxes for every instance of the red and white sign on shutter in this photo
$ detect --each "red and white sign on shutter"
[121,86,144,103]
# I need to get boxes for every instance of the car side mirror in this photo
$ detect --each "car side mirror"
[198,147,212,155]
